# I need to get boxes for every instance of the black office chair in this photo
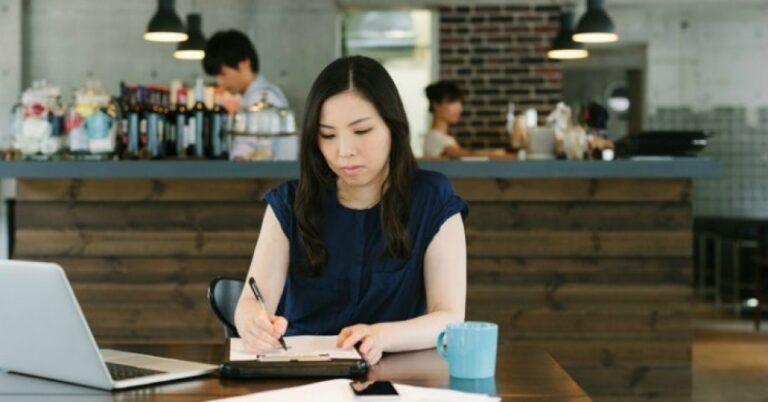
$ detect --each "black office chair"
[208,277,245,338]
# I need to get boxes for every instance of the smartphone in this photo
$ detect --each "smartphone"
[349,381,400,400]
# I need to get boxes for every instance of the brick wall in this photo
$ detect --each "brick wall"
[438,3,564,149]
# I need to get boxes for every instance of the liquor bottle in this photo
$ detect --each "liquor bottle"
[159,87,167,154]
[154,87,166,159]
[158,87,170,158]
[163,88,178,158]
[146,85,161,159]
[189,77,206,158]
[137,85,152,159]
[175,87,189,157]
[116,82,130,158]
[124,84,140,159]
[203,85,215,158]
[209,92,228,159]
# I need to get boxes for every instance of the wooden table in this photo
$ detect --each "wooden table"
[0,343,589,401]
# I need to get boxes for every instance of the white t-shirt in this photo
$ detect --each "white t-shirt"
[423,129,459,158]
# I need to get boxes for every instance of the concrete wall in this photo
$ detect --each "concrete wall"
[606,1,768,218]
[608,1,768,116]
[19,0,338,128]
[0,0,21,258]
[0,0,21,146]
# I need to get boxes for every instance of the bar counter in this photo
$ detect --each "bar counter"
[5,158,718,400]
[0,158,718,179]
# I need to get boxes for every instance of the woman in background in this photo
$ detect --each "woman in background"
[423,81,473,159]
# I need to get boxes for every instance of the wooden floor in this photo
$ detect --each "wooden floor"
[693,304,768,402]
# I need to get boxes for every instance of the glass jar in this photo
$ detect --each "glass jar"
[228,100,298,161]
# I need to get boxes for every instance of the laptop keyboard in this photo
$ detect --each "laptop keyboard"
[106,362,165,381]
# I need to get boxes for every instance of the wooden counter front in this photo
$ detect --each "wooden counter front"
[12,177,693,400]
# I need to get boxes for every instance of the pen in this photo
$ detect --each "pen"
[248,277,288,351]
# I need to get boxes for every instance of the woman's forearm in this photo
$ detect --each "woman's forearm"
[374,309,464,353]
[373,215,468,353]
[234,296,259,328]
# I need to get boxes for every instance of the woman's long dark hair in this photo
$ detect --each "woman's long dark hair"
[294,55,417,277]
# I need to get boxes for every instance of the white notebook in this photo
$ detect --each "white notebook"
[229,335,361,361]
[208,378,500,402]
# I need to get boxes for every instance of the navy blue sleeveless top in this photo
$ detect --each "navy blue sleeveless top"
[263,169,468,336]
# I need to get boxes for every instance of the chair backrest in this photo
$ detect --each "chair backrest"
[207,277,245,338]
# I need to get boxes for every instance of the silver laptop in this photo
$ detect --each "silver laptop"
[0,260,218,390]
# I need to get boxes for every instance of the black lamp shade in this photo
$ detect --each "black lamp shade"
[144,0,188,42]
[548,12,588,60]
[573,0,619,43]
[175,14,206,60]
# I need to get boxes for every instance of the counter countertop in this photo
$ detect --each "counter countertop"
[0,158,719,179]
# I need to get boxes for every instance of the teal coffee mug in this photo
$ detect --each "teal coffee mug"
[450,376,497,395]
[437,321,498,378]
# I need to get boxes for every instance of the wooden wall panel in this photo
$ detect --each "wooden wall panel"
[15,230,259,256]
[15,202,266,230]
[466,229,692,258]
[17,178,691,202]
[452,179,691,202]
[16,179,283,201]
[16,201,692,231]
[37,257,251,283]
[467,257,692,285]
[12,178,694,400]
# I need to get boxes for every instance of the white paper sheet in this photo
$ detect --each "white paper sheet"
[229,336,361,361]
[208,378,501,402]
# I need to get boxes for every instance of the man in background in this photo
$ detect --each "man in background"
[203,29,288,108]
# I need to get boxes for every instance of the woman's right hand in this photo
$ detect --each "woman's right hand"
[234,300,288,353]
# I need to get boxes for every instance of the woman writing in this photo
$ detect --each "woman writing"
[234,56,468,365]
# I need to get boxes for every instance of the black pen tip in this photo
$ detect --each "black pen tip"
[248,277,254,285]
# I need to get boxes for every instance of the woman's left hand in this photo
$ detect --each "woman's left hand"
[336,324,385,365]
